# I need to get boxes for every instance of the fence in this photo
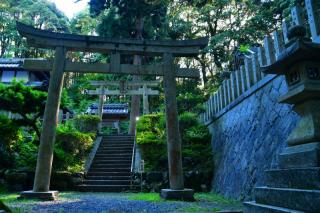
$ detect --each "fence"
[200,0,320,124]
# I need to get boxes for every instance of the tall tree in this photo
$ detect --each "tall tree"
[0,0,69,58]
[89,0,168,134]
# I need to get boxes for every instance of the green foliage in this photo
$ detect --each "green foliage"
[0,115,22,169]
[136,113,165,145]
[127,193,162,202]
[73,114,101,133]
[13,139,38,171]
[0,82,47,139]
[136,112,212,172]
[53,123,95,172]
[0,0,69,58]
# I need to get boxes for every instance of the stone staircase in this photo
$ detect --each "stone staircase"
[78,135,136,192]
[244,152,320,212]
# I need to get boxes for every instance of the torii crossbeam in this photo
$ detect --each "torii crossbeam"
[16,22,208,201]
[88,80,160,115]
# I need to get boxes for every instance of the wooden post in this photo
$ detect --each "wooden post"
[33,46,66,192]
[163,53,184,190]
[98,86,104,132]
[142,84,150,115]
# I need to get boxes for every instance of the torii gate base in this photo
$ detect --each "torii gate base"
[19,190,58,201]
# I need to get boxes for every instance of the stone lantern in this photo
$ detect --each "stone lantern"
[262,26,320,169]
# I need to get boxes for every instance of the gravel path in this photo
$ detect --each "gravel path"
[7,192,242,213]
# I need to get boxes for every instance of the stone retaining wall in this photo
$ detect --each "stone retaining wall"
[205,75,299,200]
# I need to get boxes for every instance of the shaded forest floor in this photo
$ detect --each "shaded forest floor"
[0,192,243,213]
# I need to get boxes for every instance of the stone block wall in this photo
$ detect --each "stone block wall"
[204,75,299,200]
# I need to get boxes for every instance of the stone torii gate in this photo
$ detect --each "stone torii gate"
[84,81,159,132]
[16,22,207,200]
[89,80,160,115]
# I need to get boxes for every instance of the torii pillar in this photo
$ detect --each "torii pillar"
[160,53,194,200]
[20,47,66,200]
[97,86,105,133]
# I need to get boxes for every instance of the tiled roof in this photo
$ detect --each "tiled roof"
[85,103,129,115]
[0,63,21,68]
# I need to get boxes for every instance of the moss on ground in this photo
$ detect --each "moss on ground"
[0,192,243,212]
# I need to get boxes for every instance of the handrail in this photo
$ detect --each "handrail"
[130,129,137,188]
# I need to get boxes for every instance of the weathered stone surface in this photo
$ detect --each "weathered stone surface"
[19,190,58,201]
[254,187,320,212]
[244,201,304,213]
[208,76,300,199]
[279,142,320,169]
[160,188,194,201]
[265,167,320,189]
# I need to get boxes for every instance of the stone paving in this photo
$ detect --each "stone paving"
[3,192,243,213]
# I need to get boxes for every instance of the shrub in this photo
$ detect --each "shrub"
[73,114,101,133]
[14,139,38,171]
[136,112,213,173]
[179,112,199,132]
[53,123,95,172]
[0,115,23,169]
[136,113,165,145]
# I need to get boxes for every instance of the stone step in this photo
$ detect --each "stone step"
[103,136,134,139]
[243,201,304,213]
[94,157,132,161]
[78,184,135,192]
[99,145,133,149]
[97,152,132,155]
[95,154,132,157]
[83,180,132,185]
[93,160,132,164]
[265,167,320,189]
[254,186,320,212]
[86,175,131,180]
[89,168,131,173]
[102,139,134,142]
[87,172,131,176]
[97,152,132,156]
[91,164,131,168]
[97,149,133,152]
[102,144,133,146]
[103,136,134,138]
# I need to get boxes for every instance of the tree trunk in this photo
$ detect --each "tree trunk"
[128,16,144,135]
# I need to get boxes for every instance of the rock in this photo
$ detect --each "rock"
[146,172,163,183]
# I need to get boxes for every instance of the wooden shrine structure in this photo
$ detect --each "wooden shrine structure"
[16,22,207,200]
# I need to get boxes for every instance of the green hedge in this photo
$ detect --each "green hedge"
[73,114,101,133]
[136,112,212,172]
[53,122,95,172]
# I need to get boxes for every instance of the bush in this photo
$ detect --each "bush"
[53,123,95,172]
[0,115,22,169]
[73,114,101,133]
[136,112,213,173]
[14,139,38,171]
[136,113,165,145]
